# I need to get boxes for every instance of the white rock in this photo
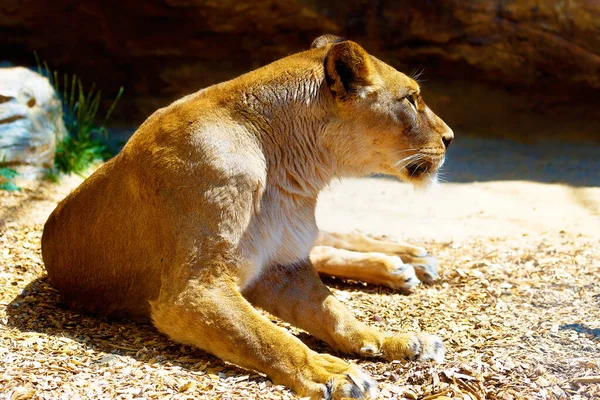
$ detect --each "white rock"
[0,67,66,179]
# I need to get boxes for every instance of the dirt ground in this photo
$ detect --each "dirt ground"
[1,137,599,400]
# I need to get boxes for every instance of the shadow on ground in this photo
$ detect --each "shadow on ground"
[6,277,254,379]
[444,136,600,187]
[5,276,344,380]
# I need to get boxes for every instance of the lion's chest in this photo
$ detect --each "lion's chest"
[237,193,318,288]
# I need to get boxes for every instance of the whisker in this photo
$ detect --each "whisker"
[393,154,417,165]
[409,162,426,179]
[393,160,418,173]
[434,170,448,183]
[436,169,448,178]
[390,149,420,160]
[393,154,420,168]
[392,148,420,155]
[410,65,426,83]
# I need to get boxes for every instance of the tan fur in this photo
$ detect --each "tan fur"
[312,231,440,290]
[42,35,453,399]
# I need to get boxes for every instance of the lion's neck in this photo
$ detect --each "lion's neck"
[238,72,337,198]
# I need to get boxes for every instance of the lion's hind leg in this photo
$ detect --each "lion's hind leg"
[315,231,439,284]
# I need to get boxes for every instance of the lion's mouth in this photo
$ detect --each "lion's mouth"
[405,161,432,178]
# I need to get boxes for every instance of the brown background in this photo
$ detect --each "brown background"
[2,0,599,137]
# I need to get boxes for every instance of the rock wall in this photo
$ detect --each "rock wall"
[1,0,598,121]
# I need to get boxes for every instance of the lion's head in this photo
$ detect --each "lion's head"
[315,36,454,187]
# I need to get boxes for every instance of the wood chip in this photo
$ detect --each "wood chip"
[1,177,599,399]
[571,375,600,384]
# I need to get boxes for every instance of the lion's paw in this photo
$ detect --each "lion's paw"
[397,252,439,283]
[325,366,377,399]
[381,256,420,292]
[301,353,377,399]
[381,332,445,363]
[411,255,439,283]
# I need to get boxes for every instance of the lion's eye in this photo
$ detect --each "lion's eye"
[400,94,417,109]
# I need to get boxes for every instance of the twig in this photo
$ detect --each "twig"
[571,375,600,384]
[455,377,483,400]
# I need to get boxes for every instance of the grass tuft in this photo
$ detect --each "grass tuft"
[35,52,124,176]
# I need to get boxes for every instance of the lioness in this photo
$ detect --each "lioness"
[42,35,453,399]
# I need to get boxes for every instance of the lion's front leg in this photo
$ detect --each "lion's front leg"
[316,231,439,284]
[243,260,444,363]
[151,270,377,400]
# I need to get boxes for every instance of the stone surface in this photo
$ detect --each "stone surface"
[0,67,66,178]
[0,0,598,121]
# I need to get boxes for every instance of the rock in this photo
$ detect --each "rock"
[381,1,600,95]
[0,67,66,179]
[0,1,598,122]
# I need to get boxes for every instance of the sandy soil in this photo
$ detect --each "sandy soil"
[317,135,600,242]
[1,137,599,399]
[317,178,600,241]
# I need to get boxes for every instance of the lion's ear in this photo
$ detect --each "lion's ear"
[311,34,344,49]
[324,41,374,99]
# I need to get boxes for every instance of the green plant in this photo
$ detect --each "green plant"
[43,167,60,183]
[35,52,124,176]
[0,167,20,191]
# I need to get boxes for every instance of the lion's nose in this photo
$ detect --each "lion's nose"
[442,131,454,149]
